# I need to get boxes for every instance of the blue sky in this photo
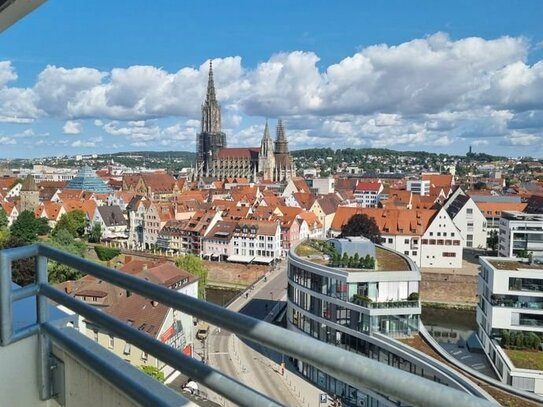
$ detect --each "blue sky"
[1,1,543,158]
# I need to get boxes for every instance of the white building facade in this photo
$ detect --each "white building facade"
[498,212,543,258]
[477,256,543,394]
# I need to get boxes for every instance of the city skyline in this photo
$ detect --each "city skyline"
[1,1,543,158]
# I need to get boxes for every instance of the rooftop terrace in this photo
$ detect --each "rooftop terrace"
[295,239,411,272]
[487,259,543,271]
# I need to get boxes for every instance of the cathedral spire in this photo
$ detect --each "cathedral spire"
[263,120,270,140]
[206,60,217,103]
[201,60,222,134]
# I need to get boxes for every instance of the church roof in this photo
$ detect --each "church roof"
[217,148,260,159]
[66,166,112,193]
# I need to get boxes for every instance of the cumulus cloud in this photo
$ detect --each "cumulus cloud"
[1,33,543,153]
[63,120,82,134]
[71,136,103,148]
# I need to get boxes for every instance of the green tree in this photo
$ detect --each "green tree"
[339,214,382,243]
[88,223,102,243]
[10,210,41,242]
[46,229,86,283]
[94,245,121,261]
[340,252,349,268]
[139,365,165,383]
[52,210,86,238]
[487,230,498,252]
[0,236,35,286]
[175,254,208,299]
[0,207,8,229]
[352,253,360,268]
[36,217,51,236]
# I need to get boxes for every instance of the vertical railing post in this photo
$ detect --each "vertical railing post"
[36,255,52,400]
[0,251,12,346]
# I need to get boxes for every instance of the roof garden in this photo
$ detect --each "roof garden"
[487,259,543,271]
[504,348,543,371]
[295,239,411,272]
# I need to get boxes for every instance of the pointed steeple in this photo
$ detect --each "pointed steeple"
[201,60,222,134]
[206,60,217,103]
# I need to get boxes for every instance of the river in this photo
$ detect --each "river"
[421,306,477,345]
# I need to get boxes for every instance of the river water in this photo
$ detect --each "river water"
[421,306,477,345]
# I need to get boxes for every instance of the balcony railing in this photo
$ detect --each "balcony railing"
[351,296,420,309]
[0,244,495,407]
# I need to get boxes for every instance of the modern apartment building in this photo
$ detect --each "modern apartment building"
[287,237,422,406]
[477,256,543,394]
[354,181,383,208]
[498,212,543,258]
[406,180,431,196]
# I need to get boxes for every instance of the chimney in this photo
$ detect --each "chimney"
[151,300,158,307]
[65,281,73,294]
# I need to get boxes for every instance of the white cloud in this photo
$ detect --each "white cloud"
[0,136,16,145]
[71,136,102,148]
[1,34,543,153]
[63,120,82,134]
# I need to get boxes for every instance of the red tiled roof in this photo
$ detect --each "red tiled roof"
[355,181,381,192]
[331,207,436,235]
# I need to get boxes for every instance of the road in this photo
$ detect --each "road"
[198,261,305,407]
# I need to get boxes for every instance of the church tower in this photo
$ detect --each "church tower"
[273,120,295,181]
[258,121,276,181]
[196,61,226,177]
[18,175,39,214]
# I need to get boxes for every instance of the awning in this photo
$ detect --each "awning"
[252,256,274,264]
[227,255,254,263]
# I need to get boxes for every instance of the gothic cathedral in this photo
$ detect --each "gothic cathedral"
[195,62,295,182]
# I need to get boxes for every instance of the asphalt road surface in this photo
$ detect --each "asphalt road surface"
[199,261,303,407]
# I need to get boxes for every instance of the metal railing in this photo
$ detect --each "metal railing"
[0,244,497,407]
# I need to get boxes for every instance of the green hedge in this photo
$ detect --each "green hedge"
[94,245,121,261]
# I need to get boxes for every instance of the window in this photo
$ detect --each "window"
[451,232,455,237]
[429,232,433,236]
[412,251,417,256]
[442,252,456,257]
[404,239,409,244]
[124,343,131,355]
[388,238,393,244]
[437,232,441,237]
[141,352,148,361]
[404,251,409,255]
[412,239,418,245]
[421,239,428,244]
[437,239,444,245]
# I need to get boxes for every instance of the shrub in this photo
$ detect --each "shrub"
[407,292,419,301]
[94,245,121,261]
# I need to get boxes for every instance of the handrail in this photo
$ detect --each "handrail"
[0,244,497,407]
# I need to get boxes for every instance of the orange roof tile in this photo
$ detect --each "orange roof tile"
[331,207,437,236]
